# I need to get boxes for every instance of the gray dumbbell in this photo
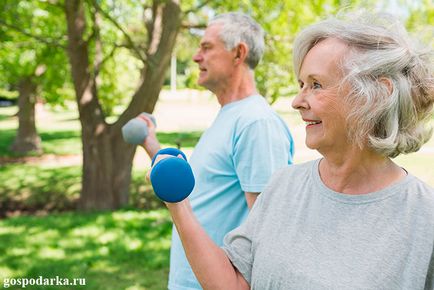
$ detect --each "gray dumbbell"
[122,113,157,145]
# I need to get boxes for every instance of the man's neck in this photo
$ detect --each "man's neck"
[213,69,258,106]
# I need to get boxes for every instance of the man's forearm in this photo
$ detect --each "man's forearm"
[142,137,160,159]
[166,201,248,290]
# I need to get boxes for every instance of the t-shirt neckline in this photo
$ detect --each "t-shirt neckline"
[311,158,414,204]
[220,95,262,112]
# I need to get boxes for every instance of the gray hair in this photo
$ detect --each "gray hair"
[293,12,434,158]
[208,12,265,69]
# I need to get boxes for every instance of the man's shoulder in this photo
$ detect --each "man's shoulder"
[237,95,274,117]
[234,96,284,129]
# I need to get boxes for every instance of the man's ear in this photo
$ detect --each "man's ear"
[234,42,248,65]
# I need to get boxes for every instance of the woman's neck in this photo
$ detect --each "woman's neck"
[319,148,406,194]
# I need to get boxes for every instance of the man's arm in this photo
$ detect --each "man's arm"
[245,192,259,209]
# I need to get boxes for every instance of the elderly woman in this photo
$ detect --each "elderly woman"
[159,12,434,290]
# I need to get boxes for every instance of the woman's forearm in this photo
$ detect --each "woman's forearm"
[166,201,249,290]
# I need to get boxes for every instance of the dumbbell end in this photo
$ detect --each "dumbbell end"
[150,155,195,203]
[122,113,156,145]
[122,118,149,145]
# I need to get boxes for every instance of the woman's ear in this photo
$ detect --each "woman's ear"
[379,76,394,95]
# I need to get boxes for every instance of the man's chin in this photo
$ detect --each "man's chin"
[197,79,207,88]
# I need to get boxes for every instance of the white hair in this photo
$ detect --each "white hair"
[293,12,434,158]
[208,12,265,69]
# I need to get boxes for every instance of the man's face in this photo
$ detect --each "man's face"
[192,24,236,91]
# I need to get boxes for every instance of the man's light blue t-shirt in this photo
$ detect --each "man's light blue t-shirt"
[168,95,294,289]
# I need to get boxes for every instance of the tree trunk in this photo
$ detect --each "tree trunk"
[65,0,181,210]
[10,77,42,154]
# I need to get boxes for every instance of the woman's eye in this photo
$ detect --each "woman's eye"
[312,82,322,89]
[298,81,304,89]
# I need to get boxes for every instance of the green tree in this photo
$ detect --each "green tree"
[64,0,182,209]
[0,0,70,154]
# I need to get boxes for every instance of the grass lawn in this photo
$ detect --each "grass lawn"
[0,210,172,290]
[0,104,205,289]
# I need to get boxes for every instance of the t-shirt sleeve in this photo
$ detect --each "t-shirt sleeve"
[222,167,289,285]
[221,190,265,284]
[233,118,293,193]
[426,246,434,290]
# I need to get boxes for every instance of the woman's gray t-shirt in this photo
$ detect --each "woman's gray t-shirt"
[222,159,434,290]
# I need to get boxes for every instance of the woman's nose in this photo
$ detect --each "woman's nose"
[292,90,309,110]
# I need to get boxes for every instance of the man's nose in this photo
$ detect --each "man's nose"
[192,51,202,63]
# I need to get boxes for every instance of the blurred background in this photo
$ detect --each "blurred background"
[0,0,433,289]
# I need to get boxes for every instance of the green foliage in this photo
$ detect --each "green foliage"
[406,0,434,44]
[97,49,143,116]
[83,1,145,116]
[0,210,172,289]
[0,0,71,106]
[172,34,202,90]
[1,0,432,112]
[0,88,18,100]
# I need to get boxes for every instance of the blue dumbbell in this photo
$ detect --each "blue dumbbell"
[150,148,195,203]
[122,113,157,145]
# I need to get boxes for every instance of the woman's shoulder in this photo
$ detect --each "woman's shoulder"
[264,159,318,191]
[255,160,319,211]
[400,174,434,218]
[274,159,318,177]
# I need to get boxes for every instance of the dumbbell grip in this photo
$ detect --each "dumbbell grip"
[151,148,187,165]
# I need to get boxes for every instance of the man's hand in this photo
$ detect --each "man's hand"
[146,154,183,181]
[137,114,161,158]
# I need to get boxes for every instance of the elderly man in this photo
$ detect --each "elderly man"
[141,12,294,289]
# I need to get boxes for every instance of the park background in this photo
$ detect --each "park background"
[0,0,433,289]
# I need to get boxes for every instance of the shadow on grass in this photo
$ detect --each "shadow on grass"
[0,165,81,217]
[0,112,14,122]
[0,129,202,159]
[0,129,81,158]
[0,210,172,290]
[0,164,165,217]
[0,129,202,215]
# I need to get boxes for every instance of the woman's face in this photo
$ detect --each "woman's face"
[292,38,352,154]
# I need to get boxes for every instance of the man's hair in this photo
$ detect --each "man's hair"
[293,11,434,157]
[209,12,265,69]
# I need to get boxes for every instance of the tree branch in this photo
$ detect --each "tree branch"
[97,44,120,69]
[0,19,66,48]
[184,0,214,14]
[181,22,207,30]
[87,0,148,65]
[91,5,103,78]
